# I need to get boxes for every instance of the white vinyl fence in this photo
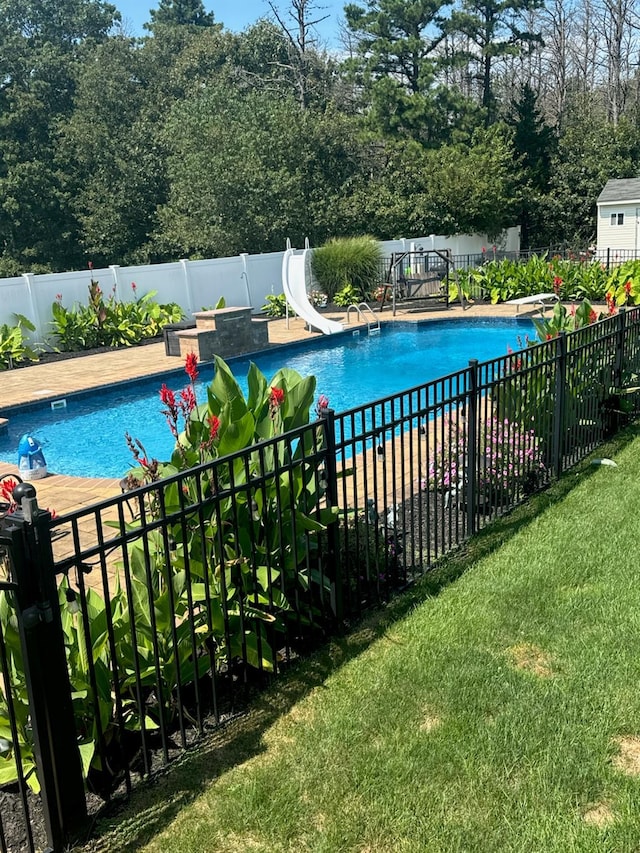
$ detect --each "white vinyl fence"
[1,228,520,346]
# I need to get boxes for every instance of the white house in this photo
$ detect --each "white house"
[596,178,640,253]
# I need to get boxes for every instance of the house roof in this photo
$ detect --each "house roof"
[598,178,640,205]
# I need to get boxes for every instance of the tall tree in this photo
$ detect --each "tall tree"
[343,0,468,145]
[155,85,370,256]
[268,0,330,109]
[543,104,639,245]
[0,0,120,271]
[147,0,215,30]
[447,0,543,123]
[507,83,555,247]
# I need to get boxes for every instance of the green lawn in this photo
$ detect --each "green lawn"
[88,428,640,853]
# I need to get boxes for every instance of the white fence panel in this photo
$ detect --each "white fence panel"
[111,262,185,308]
[243,251,287,307]
[186,257,245,313]
[0,278,33,331]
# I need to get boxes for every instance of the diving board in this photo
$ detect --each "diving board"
[506,293,559,314]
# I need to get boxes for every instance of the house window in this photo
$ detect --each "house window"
[610,212,625,225]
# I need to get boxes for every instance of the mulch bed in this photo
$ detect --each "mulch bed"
[9,337,164,371]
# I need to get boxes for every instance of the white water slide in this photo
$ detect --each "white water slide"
[282,248,343,335]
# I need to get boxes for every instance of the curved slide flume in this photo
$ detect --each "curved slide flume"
[282,248,343,335]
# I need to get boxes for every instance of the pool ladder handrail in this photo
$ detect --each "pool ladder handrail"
[346,302,381,335]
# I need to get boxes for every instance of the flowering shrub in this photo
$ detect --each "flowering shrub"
[121,353,335,681]
[451,255,640,305]
[51,266,183,351]
[424,414,545,500]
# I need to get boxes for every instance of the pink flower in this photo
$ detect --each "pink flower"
[185,352,199,383]
[131,281,137,293]
[56,293,62,302]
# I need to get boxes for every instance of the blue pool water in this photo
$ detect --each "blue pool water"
[0,319,533,479]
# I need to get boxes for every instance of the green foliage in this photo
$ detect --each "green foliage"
[451,255,640,305]
[147,0,217,30]
[157,87,371,257]
[544,109,640,246]
[311,236,382,301]
[50,277,184,351]
[334,284,364,307]
[0,355,333,795]
[0,314,38,369]
[261,293,290,318]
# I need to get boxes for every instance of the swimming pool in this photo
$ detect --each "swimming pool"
[0,319,534,479]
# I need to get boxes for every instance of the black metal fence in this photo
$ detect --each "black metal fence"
[377,248,640,287]
[2,307,640,851]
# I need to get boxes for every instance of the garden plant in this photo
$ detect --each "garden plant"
[50,267,183,351]
[311,236,382,303]
[0,355,334,797]
[0,314,38,370]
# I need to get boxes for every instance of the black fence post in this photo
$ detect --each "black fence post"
[466,360,479,536]
[1,483,87,852]
[606,247,611,271]
[552,332,568,478]
[615,306,627,383]
[320,408,343,622]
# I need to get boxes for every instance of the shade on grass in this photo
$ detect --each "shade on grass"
[93,429,640,853]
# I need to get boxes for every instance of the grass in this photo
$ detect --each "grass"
[86,427,640,853]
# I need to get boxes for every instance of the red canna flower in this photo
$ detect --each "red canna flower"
[553,276,563,295]
[625,280,632,295]
[0,477,19,503]
[131,281,137,293]
[160,383,176,408]
[207,414,220,441]
[606,292,616,314]
[179,386,196,416]
[270,387,285,408]
[160,384,179,436]
[185,352,199,383]
[589,309,598,324]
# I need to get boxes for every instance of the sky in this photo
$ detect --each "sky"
[115,0,347,48]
